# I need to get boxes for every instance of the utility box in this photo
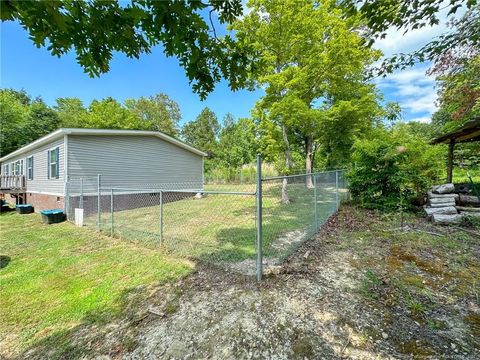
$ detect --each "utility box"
[74,208,84,227]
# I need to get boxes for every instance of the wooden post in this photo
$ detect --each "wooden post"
[447,139,455,183]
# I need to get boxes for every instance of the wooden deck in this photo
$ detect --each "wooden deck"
[0,175,26,194]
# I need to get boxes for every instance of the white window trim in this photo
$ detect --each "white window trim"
[48,146,60,180]
[27,156,34,180]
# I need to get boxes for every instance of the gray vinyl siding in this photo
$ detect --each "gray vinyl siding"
[0,138,65,195]
[67,135,203,189]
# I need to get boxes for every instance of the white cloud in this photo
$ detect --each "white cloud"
[377,66,438,116]
[371,2,467,122]
[410,116,432,123]
[374,3,462,58]
[402,94,437,114]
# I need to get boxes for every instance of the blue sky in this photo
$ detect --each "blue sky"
[1,14,448,125]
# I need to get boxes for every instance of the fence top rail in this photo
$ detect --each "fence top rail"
[261,169,346,182]
[67,176,102,181]
[104,187,256,196]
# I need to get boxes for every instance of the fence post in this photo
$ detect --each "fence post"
[159,191,163,245]
[335,170,339,210]
[97,174,101,231]
[80,178,84,209]
[64,177,69,219]
[313,173,318,229]
[110,188,114,236]
[256,154,263,281]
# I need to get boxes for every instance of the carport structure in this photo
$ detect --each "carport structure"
[431,117,480,183]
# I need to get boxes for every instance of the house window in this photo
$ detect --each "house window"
[3,164,8,175]
[48,147,59,179]
[27,156,34,180]
[12,160,24,176]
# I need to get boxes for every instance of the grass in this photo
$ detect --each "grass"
[452,166,480,184]
[102,182,343,262]
[338,206,479,327]
[0,211,192,357]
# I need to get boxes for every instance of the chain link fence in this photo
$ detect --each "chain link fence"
[65,158,348,278]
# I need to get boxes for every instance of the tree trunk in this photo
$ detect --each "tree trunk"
[281,124,292,204]
[305,136,314,188]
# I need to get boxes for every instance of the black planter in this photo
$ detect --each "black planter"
[41,209,66,224]
[16,204,34,214]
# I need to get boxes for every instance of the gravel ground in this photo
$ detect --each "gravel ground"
[122,206,480,359]
[20,206,480,359]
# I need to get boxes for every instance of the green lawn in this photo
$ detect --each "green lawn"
[452,167,480,184]
[104,182,342,262]
[0,212,192,357]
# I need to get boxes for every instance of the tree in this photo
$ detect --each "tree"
[233,0,381,199]
[0,89,29,156]
[430,52,480,172]
[22,100,60,146]
[343,1,480,73]
[55,97,87,128]
[217,115,257,169]
[1,0,252,99]
[431,54,480,127]
[124,93,181,137]
[83,97,143,130]
[181,107,220,157]
[0,89,59,156]
[348,124,444,210]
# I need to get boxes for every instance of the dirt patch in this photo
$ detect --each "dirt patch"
[18,205,480,359]
[121,207,480,359]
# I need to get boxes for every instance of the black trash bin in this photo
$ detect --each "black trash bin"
[41,209,66,224]
[16,204,34,214]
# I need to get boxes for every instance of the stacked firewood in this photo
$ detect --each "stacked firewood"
[424,183,480,224]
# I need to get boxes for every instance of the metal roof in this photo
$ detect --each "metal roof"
[432,118,480,144]
[0,128,207,162]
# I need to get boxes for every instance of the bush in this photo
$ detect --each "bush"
[348,124,444,210]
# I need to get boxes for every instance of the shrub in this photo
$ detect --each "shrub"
[348,124,444,210]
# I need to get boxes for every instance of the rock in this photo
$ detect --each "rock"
[458,194,480,207]
[428,196,457,205]
[424,206,458,216]
[432,214,464,225]
[429,201,456,208]
[166,340,190,358]
[432,183,455,194]
[461,212,480,218]
[428,191,459,200]
[382,332,388,340]
[455,206,480,213]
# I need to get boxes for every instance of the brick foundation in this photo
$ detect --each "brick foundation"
[68,192,193,217]
[3,193,64,212]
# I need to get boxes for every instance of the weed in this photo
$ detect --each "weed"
[427,319,446,331]
[361,270,382,299]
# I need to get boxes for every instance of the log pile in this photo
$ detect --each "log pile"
[424,183,480,225]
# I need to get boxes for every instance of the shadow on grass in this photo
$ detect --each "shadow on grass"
[18,283,163,359]
[0,255,11,269]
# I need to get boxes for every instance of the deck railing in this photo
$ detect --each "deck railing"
[0,175,26,190]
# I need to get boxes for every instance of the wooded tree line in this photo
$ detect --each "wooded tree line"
[0,89,259,172]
